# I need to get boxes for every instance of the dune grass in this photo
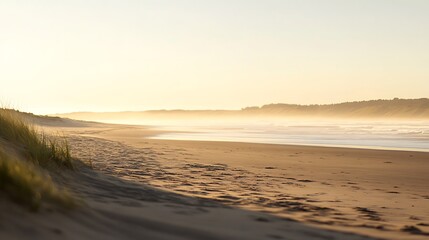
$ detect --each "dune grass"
[0,108,73,169]
[0,108,76,209]
[0,149,75,210]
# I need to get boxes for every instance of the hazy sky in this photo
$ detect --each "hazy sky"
[1,0,428,114]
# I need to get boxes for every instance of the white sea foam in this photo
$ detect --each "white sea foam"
[143,119,429,152]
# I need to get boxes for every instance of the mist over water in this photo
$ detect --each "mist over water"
[106,118,429,152]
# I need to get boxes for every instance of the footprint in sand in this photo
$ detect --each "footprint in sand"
[401,225,429,236]
[297,179,314,183]
[354,207,383,221]
[387,191,400,194]
[265,166,276,169]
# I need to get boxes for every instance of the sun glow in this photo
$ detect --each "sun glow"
[1,0,428,114]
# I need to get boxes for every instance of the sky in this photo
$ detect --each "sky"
[1,0,428,114]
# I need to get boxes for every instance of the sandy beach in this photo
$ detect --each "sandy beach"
[4,1,429,239]
[2,118,420,240]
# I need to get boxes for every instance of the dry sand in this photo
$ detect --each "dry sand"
[2,119,429,239]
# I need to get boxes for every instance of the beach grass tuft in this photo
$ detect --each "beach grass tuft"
[0,149,75,210]
[0,108,76,209]
[0,108,73,169]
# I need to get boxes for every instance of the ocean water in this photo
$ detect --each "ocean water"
[142,119,429,152]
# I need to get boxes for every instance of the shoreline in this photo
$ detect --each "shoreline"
[50,120,429,154]
[148,135,429,153]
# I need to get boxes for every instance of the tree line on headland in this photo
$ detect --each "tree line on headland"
[57,98,429,120]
